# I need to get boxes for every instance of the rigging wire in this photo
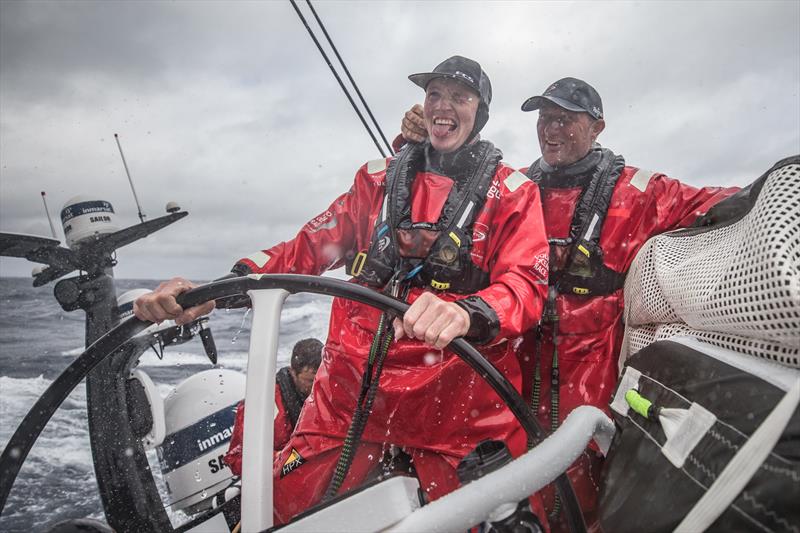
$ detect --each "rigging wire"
[114,133,147,223]
[304,0,394,156]
[288,0,393,158]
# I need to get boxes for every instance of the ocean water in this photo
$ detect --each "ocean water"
[0,276,332,532]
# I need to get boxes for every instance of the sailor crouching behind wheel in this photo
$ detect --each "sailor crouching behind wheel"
[134,55,550,526]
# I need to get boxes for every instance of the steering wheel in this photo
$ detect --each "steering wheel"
[0,274,585,533]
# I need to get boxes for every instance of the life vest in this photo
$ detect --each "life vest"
[526,147,627,297]
[276,366,304,427]
[348,141,502,294]
[525,149,628,442]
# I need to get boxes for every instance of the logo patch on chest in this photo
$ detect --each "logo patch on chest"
[280,448,306,478]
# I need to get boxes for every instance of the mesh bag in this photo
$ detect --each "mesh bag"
[622,159,800,368]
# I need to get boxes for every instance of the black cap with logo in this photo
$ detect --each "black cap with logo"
[521,77,603,120]
[409,56,491,103]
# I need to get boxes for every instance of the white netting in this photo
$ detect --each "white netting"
[623,162,800,368]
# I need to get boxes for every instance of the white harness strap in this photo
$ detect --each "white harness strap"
[456,201,474,229]
[583,213,600,240]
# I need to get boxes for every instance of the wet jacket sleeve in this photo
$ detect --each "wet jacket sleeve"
[468,169,549,343]
[455,296,501,343]
[223,386,296,477]
[232,162,387,275]
[223,401,245,477]
[646,173,739,233]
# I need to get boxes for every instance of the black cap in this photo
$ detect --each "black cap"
[409,55,491,107]
[521,77,603,120]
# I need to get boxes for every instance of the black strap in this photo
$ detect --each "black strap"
[527,148,627,296]
[323,311,395,501]
[529,287,560,438]
[276,367,305,428]
[528,286,565,520]
[350,141,500,293]
[415,141,500,292]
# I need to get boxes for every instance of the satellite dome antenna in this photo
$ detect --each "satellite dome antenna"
[0,134,190,530]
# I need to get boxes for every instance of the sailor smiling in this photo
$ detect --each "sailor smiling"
[422,77,479,153]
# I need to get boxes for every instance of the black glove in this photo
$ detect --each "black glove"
[454,296,500,345]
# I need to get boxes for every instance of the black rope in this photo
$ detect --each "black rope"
[544,287,564,521]
[527,325,543,450]
[323,312,394,501]
[304,0,394,156]
[289,0,389,158]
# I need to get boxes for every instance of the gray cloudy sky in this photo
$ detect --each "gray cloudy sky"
[1,0,798,280]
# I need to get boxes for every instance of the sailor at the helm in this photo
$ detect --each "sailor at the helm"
[134,55,550,525]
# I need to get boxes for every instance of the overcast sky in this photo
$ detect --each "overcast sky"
[1,0,798,281]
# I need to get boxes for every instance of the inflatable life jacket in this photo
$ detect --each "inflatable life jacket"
[526,148,628,438]
[347,140,502,294]
[276,366,305,427]
[526,147,627,297]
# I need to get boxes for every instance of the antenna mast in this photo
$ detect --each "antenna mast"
[40,191,58,239]
[114,133,146,223]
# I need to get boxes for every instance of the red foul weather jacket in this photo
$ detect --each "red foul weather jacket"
[235,153,549,470]
[519,160,737,428]
[224,392,294,477]
[519,156,737,531]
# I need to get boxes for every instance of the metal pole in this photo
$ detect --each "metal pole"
[113,133,146,223]
[40,191,58,239]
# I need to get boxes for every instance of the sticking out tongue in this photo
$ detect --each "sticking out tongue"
[432,119,456,138]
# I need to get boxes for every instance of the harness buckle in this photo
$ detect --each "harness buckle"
[389,275,401,298]
[430,279,450,290]
[448,231,462,247]
[350,252,367,277]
